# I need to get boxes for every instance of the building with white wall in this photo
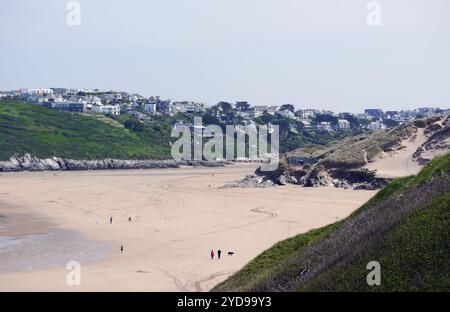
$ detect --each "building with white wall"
[20,88,54,95]
[336,119,351,130]
[91,104,121,116]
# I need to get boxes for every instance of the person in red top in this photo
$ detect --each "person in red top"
[210,249,214,260]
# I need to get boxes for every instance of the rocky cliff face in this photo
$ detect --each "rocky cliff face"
[224,164,389,190]
[0,154,231,172]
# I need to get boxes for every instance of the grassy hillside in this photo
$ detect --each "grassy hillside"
[0,103,171,160]
[213,153,450,292]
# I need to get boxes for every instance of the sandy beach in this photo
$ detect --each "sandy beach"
[0,164,375,291]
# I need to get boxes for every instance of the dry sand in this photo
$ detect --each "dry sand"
[364,128,426,178]
[0,165,375,291]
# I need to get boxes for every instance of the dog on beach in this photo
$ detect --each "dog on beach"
[227,251,234,256]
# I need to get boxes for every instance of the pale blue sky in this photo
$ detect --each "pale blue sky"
[1,0,449,112]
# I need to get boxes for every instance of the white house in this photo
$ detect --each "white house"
[299,109,319,119]
[254,105,268,113]
[67,95,87,104]
[367,121,386,131]
[277,109,295,119]
[336,119,351,130]
[247,106,268,118]
[316,122,332,132]
[298,119,312,129]
[86,95,102,105]
[67,88,81,94]
[129,94,145,102]
[266,106,278,115]
[168,101,205,114]
[91,104,121,116]
[20,88,54,95]
[357,113,372,120]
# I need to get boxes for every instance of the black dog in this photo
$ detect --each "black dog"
[228,251,234,256]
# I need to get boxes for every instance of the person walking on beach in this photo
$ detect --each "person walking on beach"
[120,245,124,253]
[110,216,113,224]
[210,249,214,260]
[217,249,222,259]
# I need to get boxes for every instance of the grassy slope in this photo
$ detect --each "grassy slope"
[0,103,171,160]
[213,153,450,292]
[285,123,419,169]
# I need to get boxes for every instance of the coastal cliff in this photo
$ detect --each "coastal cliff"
[0,154,231,172]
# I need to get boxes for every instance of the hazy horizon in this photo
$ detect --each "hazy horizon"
[1,0,449,113]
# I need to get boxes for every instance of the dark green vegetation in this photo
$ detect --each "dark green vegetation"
[0,102,358,161]
[213,153,450,291]
[253,113,355,153]
[179,109,356,157]
[0,103,172,160]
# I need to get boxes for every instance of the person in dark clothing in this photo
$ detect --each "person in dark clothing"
[217,249,222,259]
[210,249,214,259]
[120,245,124,253]
[128,217,132,222]
[110,217,113,224]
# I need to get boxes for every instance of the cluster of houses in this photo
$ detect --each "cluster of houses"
[210,101,449,132]
[210,103,351,132]
[0,88,448,132]
[0,88,206,121]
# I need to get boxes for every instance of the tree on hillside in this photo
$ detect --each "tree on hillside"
[235,101,250,111]
[255,113,274,124]
[216,101,233,112]
[314,114,338,126]
[383,119,399,128]
[280,104,295,112]
[124,119,145,132]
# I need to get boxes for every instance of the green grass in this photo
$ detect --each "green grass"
[213,153,450,292]
[0,103,171,160]
[213,225,335,291]
[302,192,450,291]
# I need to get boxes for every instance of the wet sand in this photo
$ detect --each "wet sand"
[0,165,375,291]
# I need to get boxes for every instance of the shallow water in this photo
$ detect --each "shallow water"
[0,228,113,273]
[0,235,24,250]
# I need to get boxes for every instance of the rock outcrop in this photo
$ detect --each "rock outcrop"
[225,163,389,190]
[0,154,231,172]
[222,173,275,188]
[226,117,449,190]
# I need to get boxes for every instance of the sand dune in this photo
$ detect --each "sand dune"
[364,128,426,178]
[0,165,375,291]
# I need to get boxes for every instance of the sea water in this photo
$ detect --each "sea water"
[0,228,114,273]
